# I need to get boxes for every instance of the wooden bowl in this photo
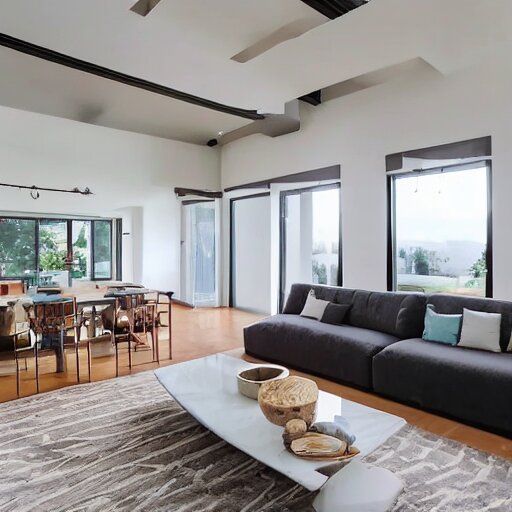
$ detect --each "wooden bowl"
[237,365,289,400]
[258,376,318,427]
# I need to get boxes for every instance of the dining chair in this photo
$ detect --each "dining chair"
[30,296,79,391]
[100,296,134,377]
[0,299,35,396]
[75,297,116,381]
[147,291,173,359]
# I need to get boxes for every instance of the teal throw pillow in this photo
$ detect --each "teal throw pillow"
[422,304,461,346]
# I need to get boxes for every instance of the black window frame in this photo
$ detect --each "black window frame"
[279,182,343,312]
[0,215,121,285]
[387,159,493,297]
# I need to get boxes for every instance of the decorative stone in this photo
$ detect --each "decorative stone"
[258,376,318,427]
[282,419,308,447]
[309,421,356,447]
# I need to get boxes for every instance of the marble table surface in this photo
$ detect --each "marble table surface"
[155,353,406,493]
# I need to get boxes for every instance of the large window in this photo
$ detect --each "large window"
[389,162,491,297]
[280,183,341,310]
[0,216,119,286]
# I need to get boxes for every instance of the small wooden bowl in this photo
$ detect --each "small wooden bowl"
[258,376,318,427]
[237,365,289,400]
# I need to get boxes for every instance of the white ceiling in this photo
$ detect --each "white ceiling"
[0,45,252,144]
[0,0,511,144]
[0,0,327,143]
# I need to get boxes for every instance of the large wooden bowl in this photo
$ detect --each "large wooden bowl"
[258,376,318,427]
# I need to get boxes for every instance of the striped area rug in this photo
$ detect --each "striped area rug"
[0,371,510,511]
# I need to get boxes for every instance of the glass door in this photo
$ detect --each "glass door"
[180,201,217,307]
[280,184,341,310]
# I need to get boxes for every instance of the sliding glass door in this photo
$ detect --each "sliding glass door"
[280,183,341,310]
[180,201,217,307]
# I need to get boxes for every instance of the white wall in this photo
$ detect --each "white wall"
[232,195,271,314]
[221,55,512,300]
[0,106,220,292]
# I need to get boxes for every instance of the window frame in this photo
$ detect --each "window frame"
[0,215,120,285]
[387,159,493,298]
[279,182,342,312]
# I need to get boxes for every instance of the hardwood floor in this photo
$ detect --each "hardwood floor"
[1,305,510,461]
[0,305,256,402]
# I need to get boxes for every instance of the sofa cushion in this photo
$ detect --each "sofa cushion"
[348,290,426,339]
[427,294,512,351]
[244,314,399,389]
[320,303,351,326]
[373,338,512,435]
[300,290,329,320]
[422,304,461,345]
[458,308,502,352]
[283,284,355,315]
[283,284,426,339]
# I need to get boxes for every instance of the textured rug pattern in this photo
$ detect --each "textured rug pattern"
[0,371,510,511]
[366,425,512,511]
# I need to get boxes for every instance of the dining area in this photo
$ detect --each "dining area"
[0,282,173,401]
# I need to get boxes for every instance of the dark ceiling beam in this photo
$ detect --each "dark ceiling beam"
[130,0,162,17]
[299,90,322,106]
[174,187,223,199]
[0,33,264,121]
[300,0,367,19]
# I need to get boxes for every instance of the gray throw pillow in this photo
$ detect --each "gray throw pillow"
[300,290,330,320]
[321,303,351,326]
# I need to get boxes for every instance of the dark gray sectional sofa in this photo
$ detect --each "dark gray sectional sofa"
[244,283,512,437]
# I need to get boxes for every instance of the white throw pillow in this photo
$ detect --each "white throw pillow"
[300,290,329,320]
[458,308,502,352]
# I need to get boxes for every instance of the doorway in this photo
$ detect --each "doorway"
[180,201,217,307]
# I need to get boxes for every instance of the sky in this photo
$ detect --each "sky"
[312,188,339,246]
[395,166,487,244]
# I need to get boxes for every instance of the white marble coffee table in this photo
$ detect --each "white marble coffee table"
[155,354,405,511]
